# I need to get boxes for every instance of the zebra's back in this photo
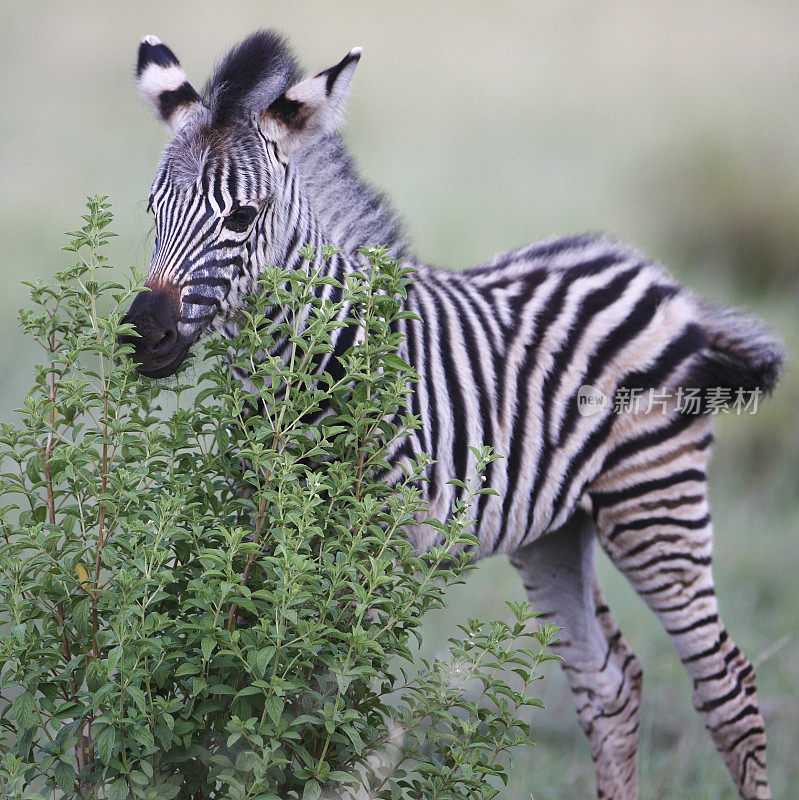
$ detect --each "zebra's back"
[392,233,777,557]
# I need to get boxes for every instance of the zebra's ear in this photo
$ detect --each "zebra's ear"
[136,35,204,135]
[259,47,362,155]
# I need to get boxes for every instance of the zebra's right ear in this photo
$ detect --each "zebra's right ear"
[136,35,204,135]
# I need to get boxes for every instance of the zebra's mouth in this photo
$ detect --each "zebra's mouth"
[134,341,190,379]
[119,286,191,379]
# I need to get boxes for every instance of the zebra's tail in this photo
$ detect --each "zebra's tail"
[691,300,786,396]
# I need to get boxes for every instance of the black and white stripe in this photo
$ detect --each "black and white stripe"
[129,30,785,800]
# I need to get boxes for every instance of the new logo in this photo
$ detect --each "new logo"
[576,384,608,417]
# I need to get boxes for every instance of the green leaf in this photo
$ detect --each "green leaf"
[334,671,354,695]
[265,695,284,725]
[12,691,34,726]
[73,596,91,634]
[302,779,321,800]
[26,459,41,484]
[126,685,148,712]
[85,659,107,693]
[255,645,275,676]
[129,769,149,786]
[107,778,128,800]
[54,760,76,793]
[95,725,117,764]
[106,645,123,672]
[174,661,199,677]
[382,353,410,371]
[201,637,215,661]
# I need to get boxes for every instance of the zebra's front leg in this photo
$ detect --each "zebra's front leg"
[510,512,642,800]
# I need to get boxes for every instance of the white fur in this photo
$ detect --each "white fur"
[137,63,201,134]
[138,64,190,108]
[260,49,362,154]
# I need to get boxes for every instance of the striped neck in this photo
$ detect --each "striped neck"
[239,150,363,374]
[262,151,358,295]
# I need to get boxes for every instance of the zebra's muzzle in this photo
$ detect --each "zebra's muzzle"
[119,286,189,378]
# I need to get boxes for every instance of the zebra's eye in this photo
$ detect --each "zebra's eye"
[224,205,258,232]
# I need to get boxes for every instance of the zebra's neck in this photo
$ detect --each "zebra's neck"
[237,157,363,375]
[263,157,360,294]
[293,134,408,260]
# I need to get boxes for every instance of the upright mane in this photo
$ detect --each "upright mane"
[204,30,408,257]
[205,31,301,127]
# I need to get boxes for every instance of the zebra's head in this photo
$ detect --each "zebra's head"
[122,32,362,377]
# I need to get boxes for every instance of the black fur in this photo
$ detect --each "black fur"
[141,30,406,255]
[137,40,180,77]
[159,82,202,120]
[205,30,302,126]
[319,50,360,95]
[206,31,407,255]
[266,94,306,129]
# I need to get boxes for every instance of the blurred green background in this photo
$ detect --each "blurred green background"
[1,2,797,798]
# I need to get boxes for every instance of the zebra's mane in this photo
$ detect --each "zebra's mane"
[204,30,301,127]
[201,30,408,257]
[296,134,408,258]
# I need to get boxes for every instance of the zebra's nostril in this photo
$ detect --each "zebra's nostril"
[151,327,176,355]
[121,287,185,376]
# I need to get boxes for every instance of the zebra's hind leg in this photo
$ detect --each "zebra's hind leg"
[510,512,642,800]
[590,426,771,800]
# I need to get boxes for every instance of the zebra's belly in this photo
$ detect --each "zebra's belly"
[404,431,599,559]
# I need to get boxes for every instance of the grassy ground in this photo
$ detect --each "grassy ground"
[1,3,797,798]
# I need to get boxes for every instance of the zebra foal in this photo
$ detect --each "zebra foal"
[122,31,785,800]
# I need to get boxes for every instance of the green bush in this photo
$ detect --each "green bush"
[0,198,558,800]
